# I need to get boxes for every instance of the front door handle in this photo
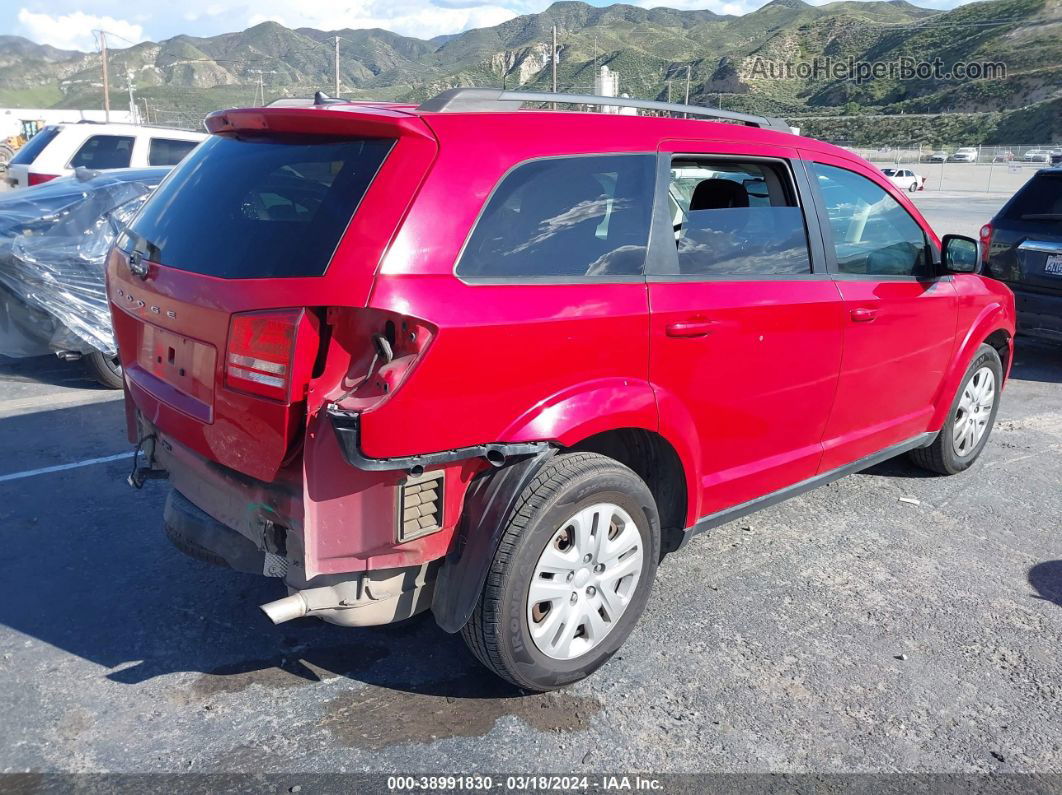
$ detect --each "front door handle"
[666,320,717,338]
[850,307,878,323]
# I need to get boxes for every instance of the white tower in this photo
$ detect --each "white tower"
[594,65,619,113]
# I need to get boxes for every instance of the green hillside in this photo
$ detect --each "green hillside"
[0,0,1058,143]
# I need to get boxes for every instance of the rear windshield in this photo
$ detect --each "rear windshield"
[121,135,394,278]
[148,137,198,166]
[1001,173,1062,224]
[9,126,61,166]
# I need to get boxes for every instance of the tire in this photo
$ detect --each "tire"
[84,349,124,389]
[908,181,918,193]
[909,343,1002,475]
[461,452,660,691]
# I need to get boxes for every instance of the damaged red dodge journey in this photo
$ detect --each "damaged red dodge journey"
[107,89,1015,690]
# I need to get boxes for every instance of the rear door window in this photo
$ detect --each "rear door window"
[8,126,61,165]
[455,154,655,279]
[70,135,134,169]
[148,138,198,166]
[665,159,812,276]
[121,135,394,279]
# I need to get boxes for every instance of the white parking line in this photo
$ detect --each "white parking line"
[0,390,123,419]
[0,452,130,483]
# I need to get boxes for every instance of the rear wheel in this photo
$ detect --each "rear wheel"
[461,452,660,691]
[908,181,918,193]
[84,350,124,389]
[909,343,1002,475]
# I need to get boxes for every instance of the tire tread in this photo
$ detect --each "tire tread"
[460,452,628,686]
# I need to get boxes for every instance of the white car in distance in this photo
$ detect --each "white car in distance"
[4,122,205,188]
[881,168,926,193]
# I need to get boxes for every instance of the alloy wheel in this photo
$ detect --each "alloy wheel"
[953,366,995,457]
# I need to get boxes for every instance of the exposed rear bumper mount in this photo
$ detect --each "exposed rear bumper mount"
[327,406,551,475]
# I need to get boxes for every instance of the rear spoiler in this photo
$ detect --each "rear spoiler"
[204,105,434,141]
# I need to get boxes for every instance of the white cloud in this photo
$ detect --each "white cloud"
[16,8,147,51]
[634,0,761,12]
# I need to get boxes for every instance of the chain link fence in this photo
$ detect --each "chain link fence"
[832,142,1060,193]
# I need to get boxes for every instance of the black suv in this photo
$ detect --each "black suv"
[982,168,1062,342]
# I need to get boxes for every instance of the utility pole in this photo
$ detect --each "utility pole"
[683,65,691,118]
[666,79,671,104]
[334,36,340,98]
[551,25,558,109]
[247,70,276,105]
[98,30,110,122]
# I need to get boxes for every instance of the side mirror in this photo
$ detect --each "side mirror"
[941,234,980,273]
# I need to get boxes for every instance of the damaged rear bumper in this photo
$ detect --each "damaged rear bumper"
[163,485,437,627]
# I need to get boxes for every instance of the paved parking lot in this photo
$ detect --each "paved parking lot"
[0,195,1060,775]
[1,340,1059,775]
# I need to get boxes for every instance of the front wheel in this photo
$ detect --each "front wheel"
[461,452,660,691]
[909,343,1002,475]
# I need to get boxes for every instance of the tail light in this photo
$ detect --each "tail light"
[27,172,59,186]
[317,307,435,409]
[979,223,993,265]
[225,309,318,402]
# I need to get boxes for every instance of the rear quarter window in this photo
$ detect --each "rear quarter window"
[455,154,655,279]
[121,135,395,279]
[148,138,198,166]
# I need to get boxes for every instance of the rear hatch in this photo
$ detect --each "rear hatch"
[986,170,1062,294]
[107,105,437,482]
[5,125,62,188]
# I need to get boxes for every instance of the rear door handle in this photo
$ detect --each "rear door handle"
[850,307,878,323]
[666,320,717,338]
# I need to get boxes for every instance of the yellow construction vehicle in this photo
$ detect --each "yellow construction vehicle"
[0,120,47,170]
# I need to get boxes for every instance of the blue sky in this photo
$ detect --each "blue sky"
[7,0,976,51]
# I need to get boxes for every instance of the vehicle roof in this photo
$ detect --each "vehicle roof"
[53,122,205,139]
[208,99,861,165]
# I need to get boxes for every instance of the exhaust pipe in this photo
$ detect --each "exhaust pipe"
[260,592,309,624]
[260,583,359,624]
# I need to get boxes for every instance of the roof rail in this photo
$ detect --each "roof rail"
[417,87,792,133]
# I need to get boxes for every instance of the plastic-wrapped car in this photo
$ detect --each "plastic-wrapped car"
[0,166,169,386]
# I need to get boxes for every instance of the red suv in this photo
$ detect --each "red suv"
[107,89,1015,691]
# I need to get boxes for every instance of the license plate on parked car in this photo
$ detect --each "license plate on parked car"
[1046,254,1062,275]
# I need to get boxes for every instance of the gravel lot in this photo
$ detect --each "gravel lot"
[0,200,1059,777]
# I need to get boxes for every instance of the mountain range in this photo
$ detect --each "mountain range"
[0,0,1058,144]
